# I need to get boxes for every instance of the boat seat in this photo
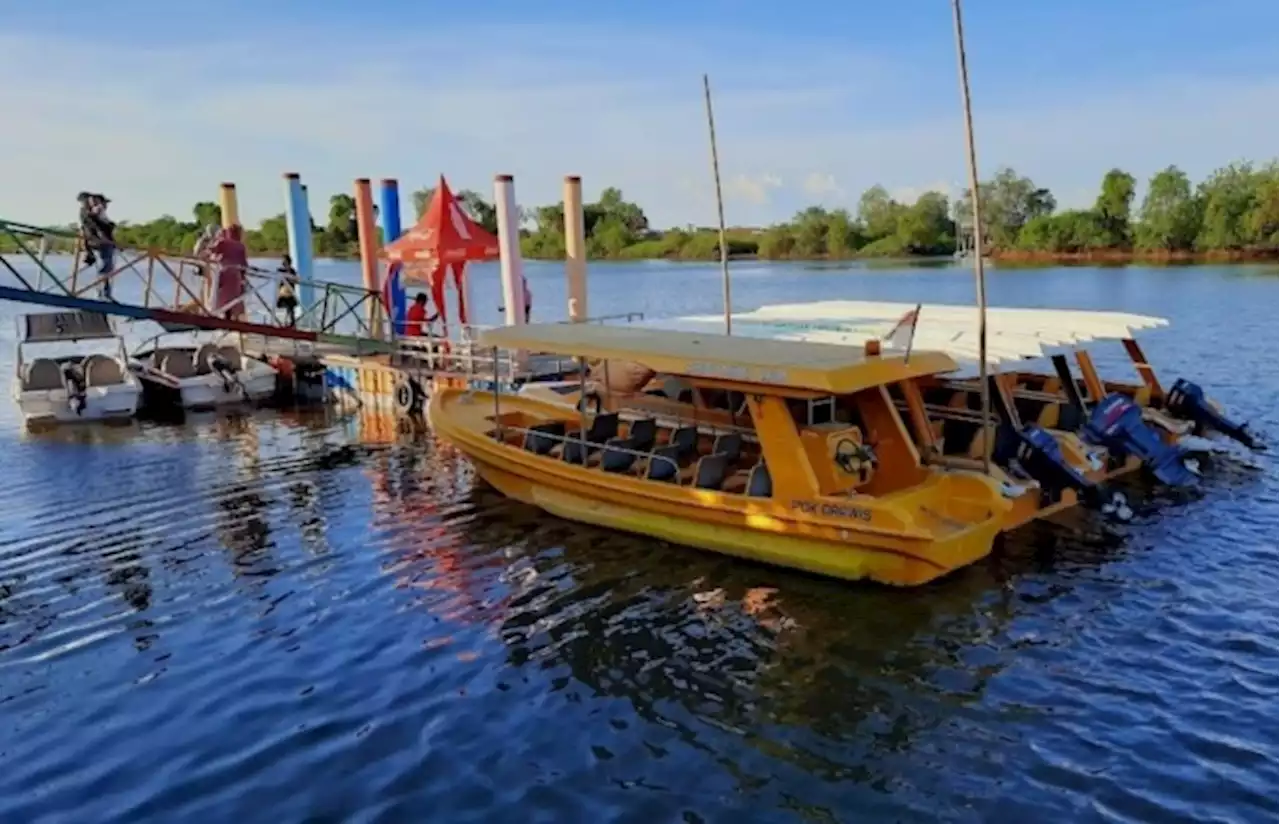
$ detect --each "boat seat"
[747,462,773,497]
[585,412,619,443]
[160,351,197,379]
[194,343,221,376]
[216,346,244,372]
[600,437,638,473]
[522,421,565,455]
[627,418,658,452]
[646,445,681,483]
[82,354,125,387]
[712,432,743,464]
[669,425,698,458]
[22,358,64,391]
[693,453,730,491]
[562,439,590,465]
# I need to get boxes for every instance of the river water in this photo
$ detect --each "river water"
[0,257,1275,823]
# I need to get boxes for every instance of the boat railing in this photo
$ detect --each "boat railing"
[490,421,683,478]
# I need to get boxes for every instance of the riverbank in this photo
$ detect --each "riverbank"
[991,247,1278,265]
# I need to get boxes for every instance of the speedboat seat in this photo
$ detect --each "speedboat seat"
[585,412,620,443]
[712,432,743,464]
[194,343,221,376]
[601,437,638,473]
[627,418,658,452]
[646,445,681,483]
[160,351,197,379]
[747,462,773,497]
[693,453,730,491]
[22,358,64,391]
[670,426,698,458]
[215,346,244,372]
[522,421,565,455]
[82,355,125,386]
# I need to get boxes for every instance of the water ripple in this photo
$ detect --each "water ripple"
[0,262,1277,823]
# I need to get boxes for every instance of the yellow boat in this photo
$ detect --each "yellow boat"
[517,348,1136,532]
[429,322,1020,587]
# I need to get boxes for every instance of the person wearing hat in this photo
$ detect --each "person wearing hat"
[76,192,117,299]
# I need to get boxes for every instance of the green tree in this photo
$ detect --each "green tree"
[1135,166,1200,251]
[896,192,955,254]
[1094,168,1136,247]
[1246,160,1279,246]
[327,194,356,241]
[957,167,1055,248]
[192,201,221,228]
[856,185,903,240]
[1196,162,1260,250]
[824,209,856,257]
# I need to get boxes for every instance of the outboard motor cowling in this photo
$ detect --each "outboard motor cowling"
[209,354,243,395]
[994,424,1128,520]
[1165,378,1256,449]
[61,363,87,416]
[1084,394,1199,487]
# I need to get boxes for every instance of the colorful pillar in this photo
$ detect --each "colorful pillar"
[564,175,588,322]
[378,179,405,337]
[494,174,525,328]
[218,182,239,229]
[354,178,382,338]
[284,173,315,311]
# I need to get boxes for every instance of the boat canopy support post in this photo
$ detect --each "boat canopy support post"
[1050,355,1089,417]
[1122,338,1164,398]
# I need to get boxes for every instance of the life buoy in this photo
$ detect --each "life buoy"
[394,376,426,417]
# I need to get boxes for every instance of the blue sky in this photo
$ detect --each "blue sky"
[1,0,1275,229]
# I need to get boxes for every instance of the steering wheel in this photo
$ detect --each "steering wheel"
[833,438,877,475]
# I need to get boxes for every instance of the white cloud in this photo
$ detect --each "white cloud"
[0,25,1274,231]
[724,174,784,205]
[802,173,845,199]
[889,180,961,204]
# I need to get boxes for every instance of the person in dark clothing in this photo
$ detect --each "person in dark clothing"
[276,253,300,327]
[77,192,116,299]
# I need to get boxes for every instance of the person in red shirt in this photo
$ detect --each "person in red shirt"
[404,292,437,337]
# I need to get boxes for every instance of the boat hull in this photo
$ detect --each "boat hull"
[15,383,142,425]
[431,389,1009,587]
[137,365,278,412]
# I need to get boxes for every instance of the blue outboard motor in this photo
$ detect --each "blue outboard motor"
[1084,394,1199,487]
[995,424,1130,520]
[1165,378,1256,449]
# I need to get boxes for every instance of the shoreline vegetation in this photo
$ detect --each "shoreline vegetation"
[4,161,1276,266]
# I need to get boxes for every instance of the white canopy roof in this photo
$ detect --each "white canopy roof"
[633,300,1168,370]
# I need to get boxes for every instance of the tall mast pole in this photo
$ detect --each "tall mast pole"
[703,73,732,336]
[951,0,992,474]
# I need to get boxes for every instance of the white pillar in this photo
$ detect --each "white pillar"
[564,175,588,322]
[494,174,526,328]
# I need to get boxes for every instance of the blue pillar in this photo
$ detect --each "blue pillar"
[300,183,316,310]
[284,173,315,312]
[379,178,405,336]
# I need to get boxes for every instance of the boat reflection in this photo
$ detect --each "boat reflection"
[439,479,1135,786]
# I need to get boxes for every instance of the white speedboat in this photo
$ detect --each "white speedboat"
[12,310,142,425]
[132,336,278,411]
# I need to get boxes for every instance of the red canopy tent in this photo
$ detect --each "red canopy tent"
[383,176,500,332]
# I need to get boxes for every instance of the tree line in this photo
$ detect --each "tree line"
[3,160,1274,261]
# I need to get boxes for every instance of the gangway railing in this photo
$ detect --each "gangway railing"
[1,216,392,349]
